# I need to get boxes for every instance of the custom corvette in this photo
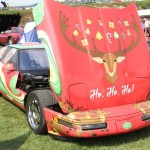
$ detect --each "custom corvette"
[1,0,150,140]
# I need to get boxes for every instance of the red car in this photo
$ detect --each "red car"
[0,27,23,45]
[1,0,150,140]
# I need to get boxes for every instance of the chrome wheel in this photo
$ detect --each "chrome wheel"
[27,97,40,129]
[26,90,57,134]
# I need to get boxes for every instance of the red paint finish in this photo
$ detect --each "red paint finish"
[44,102,150,138]
[37,0,150,138]
[69,83,88,110]
[37,1,150,111]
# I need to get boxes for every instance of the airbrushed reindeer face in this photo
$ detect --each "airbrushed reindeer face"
[92,53,126,84]
[59,11,140,84]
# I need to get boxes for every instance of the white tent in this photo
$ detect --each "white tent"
[138,9,150,17]
[18,22,40,43]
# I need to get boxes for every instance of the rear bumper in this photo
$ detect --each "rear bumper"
[44,101,150,138]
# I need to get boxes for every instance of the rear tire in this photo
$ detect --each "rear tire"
[26,90,57,134]
[8,37,14,45]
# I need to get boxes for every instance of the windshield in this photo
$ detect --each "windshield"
[19,49,49,73]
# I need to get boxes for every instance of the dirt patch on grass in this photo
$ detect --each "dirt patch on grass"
[19,10,34,27]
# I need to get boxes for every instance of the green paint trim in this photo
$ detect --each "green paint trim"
[123,122,132,130]
[32,0,44,26]
[10,44,45,50]
[10,75,20,95]
[40,38,62,96]
[0,78,24,105]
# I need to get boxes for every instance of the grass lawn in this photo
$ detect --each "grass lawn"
[0,97,150,150]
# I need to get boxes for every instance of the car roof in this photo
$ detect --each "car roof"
[9,43,45,50]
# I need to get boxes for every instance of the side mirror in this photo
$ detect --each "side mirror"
[3,63,15,71]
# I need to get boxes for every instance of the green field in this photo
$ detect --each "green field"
[74,0,150,10]
[0,97,150,150]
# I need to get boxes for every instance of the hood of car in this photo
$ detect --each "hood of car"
[0,13,21,33]
[34,1,150,113]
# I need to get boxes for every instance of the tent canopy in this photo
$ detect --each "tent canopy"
[18,22,40,43]
[138,9,150,17]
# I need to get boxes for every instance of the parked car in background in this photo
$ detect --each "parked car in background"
[0,27,23,45]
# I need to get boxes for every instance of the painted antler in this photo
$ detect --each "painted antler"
[115,15,141,57]
[59,11,141,84]
[59,11,103,56]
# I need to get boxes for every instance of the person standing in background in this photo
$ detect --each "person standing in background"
[144,18,150,37]
[141,18,145,31]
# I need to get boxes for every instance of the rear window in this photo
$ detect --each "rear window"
[19,48,49,74]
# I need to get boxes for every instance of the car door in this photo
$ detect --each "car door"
[0,31,8,43]
[0,47,25,103]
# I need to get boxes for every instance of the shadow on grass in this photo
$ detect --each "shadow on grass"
[0,131,31,150]
[69,126,150,147]
[2,97,150,147]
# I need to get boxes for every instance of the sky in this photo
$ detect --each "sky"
[0,0,40,7]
